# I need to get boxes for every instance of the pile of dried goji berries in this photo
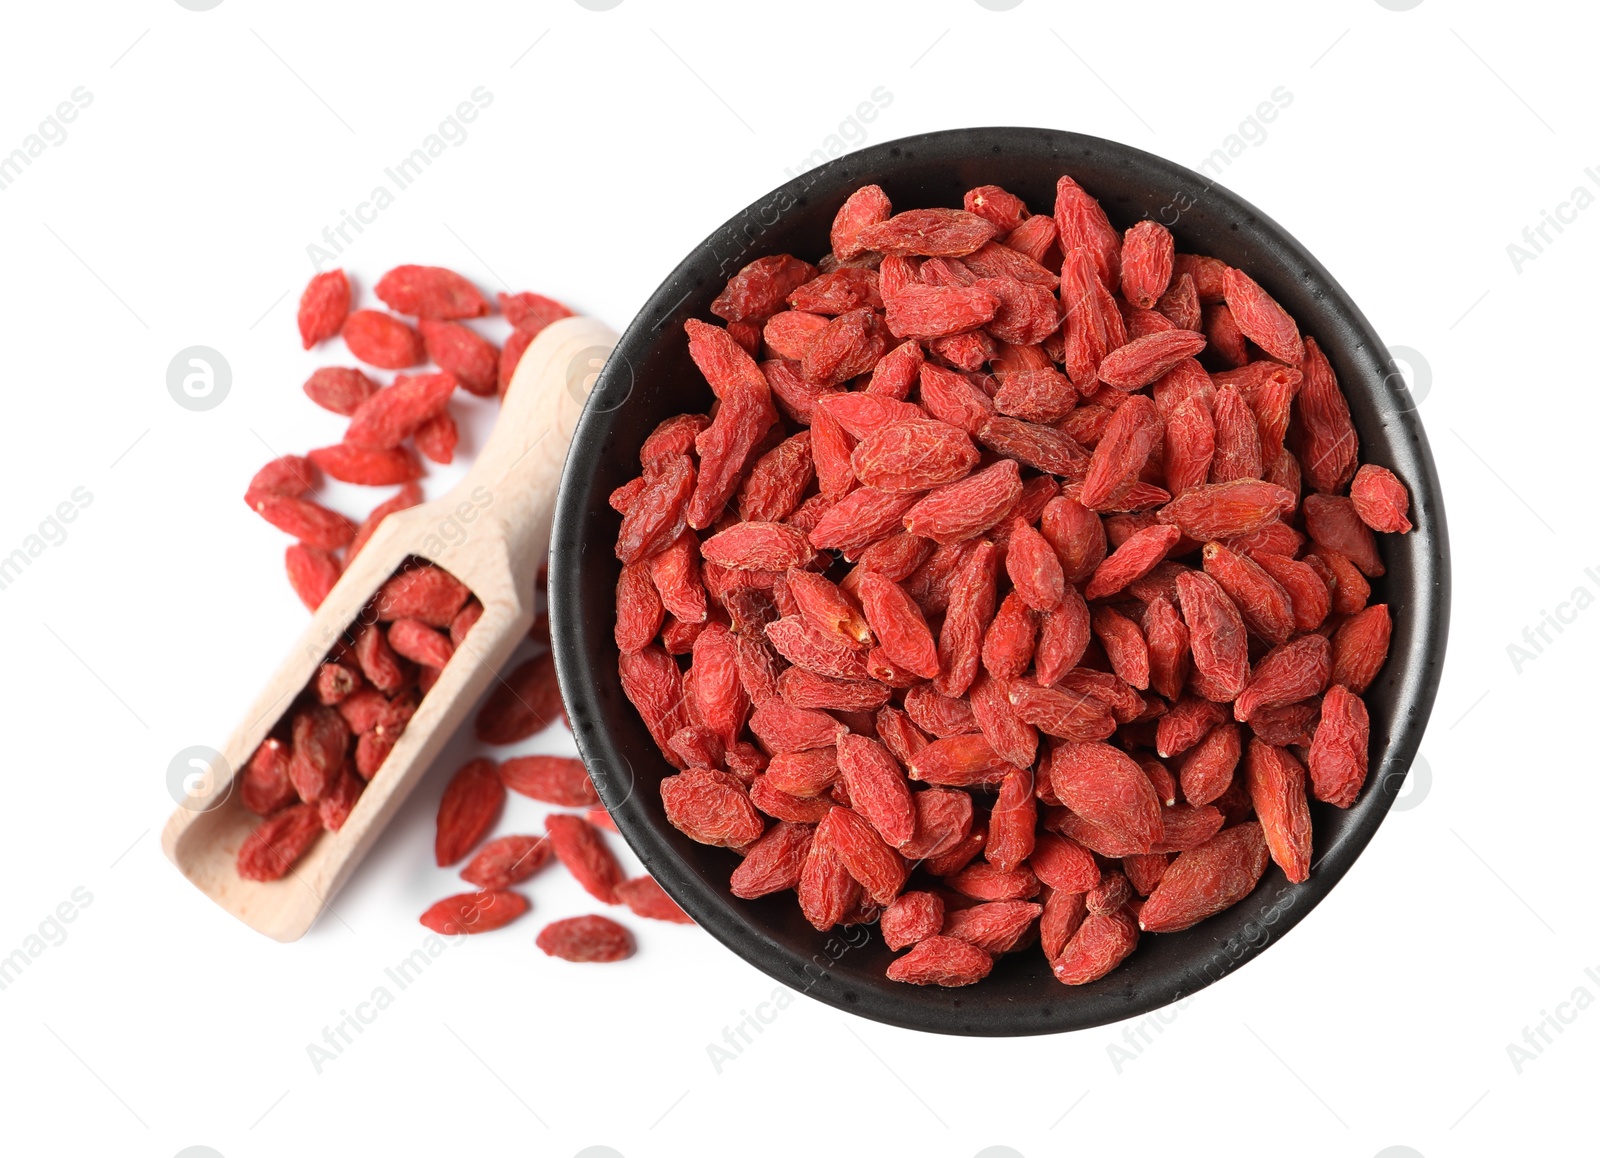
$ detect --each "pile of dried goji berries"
[236,264,689,961]
[613,178,1408,987]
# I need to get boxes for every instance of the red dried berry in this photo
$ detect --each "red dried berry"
[420,890,528,935]
[419,318,498,396]
[499,290,574,334]
[461,835,551,890]
[536,915,634,962]
[236,804,322,881]
[1308,684,1371,808]
[1222,266,1303,364]
[308,443,423,487]
[375,265,488,319]
[546,813,625,903]
[476,652,562,744]
[886,935,994,986]
[616,876,694,924]
[500,755,600,806]
[342,310,425,369]
[435,758,504,866]
[298,269,350,349]
[1350,464,1413,534]
[284,545,341,611]
[1139,822,1269,932]
[661,769,765,849]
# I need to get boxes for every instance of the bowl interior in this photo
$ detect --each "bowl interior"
[550,127,1449,1036]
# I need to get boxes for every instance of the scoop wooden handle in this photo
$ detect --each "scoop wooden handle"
[162,315,618,941]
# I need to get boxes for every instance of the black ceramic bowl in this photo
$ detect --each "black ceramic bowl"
[550,127,1449,1036]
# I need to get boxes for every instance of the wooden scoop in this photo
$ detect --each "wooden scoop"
[162,315,617,941]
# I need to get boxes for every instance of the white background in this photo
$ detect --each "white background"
[0,1,1591,1155]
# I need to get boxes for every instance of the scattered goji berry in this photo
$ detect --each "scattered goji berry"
[536,914,634,962]
[420,890,528,935]
[375,265,488,319]
[298,269,350,349]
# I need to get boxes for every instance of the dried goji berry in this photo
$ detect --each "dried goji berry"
[236,804,322,881]
[1245,740,1313,883]
[476,652,562,744]
[1308,684,1370,808]
[342,309,425,369]
[881,890,945,950]
[1331,603,1392,693]
[302,366,376,416]
[461,834,551,890]
[1139,822,1269,932]
[1052,907,1138,985]
[240,738,297,816]
[1350,464,1413,534]
[711,255,818,323]
[660,769,765,848]
[1120,220,1174,310]
[499,755,600,806]
[499,290,573,334]
[1176,570,1249,701]
[536,915,634,962]
[435,757,504,866]
[1235,634,1331,723]
[1222,266,1302,364]
[375,265,488,319]
[309,442,423,487]
[285,544,342,611]
[420,890,528,935]
[1292,336,1359,493]
[616,876,694,924]
[858,208,998,258]
[1303,493,1384,577]
[545,812,625,902]
[298,269,350,349]
[1054,175,1121,287]
[419,318,498,396]
[1049,742,1163,851]
[887,934,994,986]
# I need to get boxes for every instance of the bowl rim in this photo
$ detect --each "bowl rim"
[550,125,1451,1036]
